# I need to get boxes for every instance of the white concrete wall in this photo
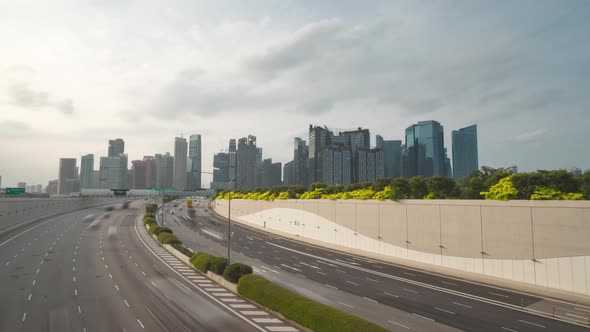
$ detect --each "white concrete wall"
[214,199,590,296]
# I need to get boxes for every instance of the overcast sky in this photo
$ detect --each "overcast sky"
[1,0,589,187]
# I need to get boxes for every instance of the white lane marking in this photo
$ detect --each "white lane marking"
[32,280,36,286]
[434,307,455,315]
[0,215,63,248]
[240,311,267,316]
[325,284,338,290]
[413,313,435,322]
[266,327,298,332]
[403,288,418,294]
[442,281,458,286]
[22,312,26,322]
[363,297,378,303]
[338,301,355,309]
[74,289,78,296]
[4,262,9,266]
[28,293,32,301]
[366,277,379,282]
[72,267,76,272]
[384,292,399,298]
[105,264,108,269]
[489,292,509,298]
[335,269,346,273]
[231,304,256,309]
[73,276,76,282]
[453,302,472,309]
[212,293,234,297]
[252,318,282,323]
[518,320,545,328]
[141,271,146,276]
[115,285,120,291]
[109,274,113,279]
[124,299,130,307]
[298,262,320,270]
[151,282,157,288]
[501,327,519,332]
[220,298,244,303]
[565,312,586,320]
[77,305,82,314]
[316,271,327,276]
[574,306,590,313]
[137,319,145,329]
[404,272,416,277]
[346,280,359,286]
[388,320,410,329]
[36,268,40,274]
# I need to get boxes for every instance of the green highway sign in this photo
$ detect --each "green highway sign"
[5,187,25,195]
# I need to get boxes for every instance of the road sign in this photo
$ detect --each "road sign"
[5,187,25,195]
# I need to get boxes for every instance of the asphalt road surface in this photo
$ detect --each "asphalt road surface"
[160,198,590,332]
[0,201,263,332]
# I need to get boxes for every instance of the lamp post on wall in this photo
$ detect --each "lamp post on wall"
[226,176,235,265]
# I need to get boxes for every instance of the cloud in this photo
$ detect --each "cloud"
[8,84,75,115]
[0,120,32,138]
[509,128,546,143]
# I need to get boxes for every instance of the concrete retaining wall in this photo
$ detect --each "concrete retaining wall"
[213,199,590,296]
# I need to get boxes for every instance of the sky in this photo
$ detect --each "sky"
[0,0,589,187]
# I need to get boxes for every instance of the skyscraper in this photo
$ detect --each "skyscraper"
[452,124,478,180]
[99,155,127,189]
[187,134,202,190]
[283,161,295,186]
[308,125,333,184]
[173,137,188,190]
[143,156,157,188]
[80,154,94,189]
[293,137,309,187]
[228,139,237,189]
[58,158,77,194]
[259,158,282,188]
[131,160,147,189]
[236,135,258,190]
[108,139,125,157]
[376,135,402,179]
[339,128,370,151]
[401,120,446,178]
[211,152,230,189]
[156,153,174,188]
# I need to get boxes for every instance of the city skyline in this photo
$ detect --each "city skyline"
[1,1,589,186]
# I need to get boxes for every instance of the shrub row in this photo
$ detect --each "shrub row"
[145,203,158,214]
[157,232,181,245]
[223,263,253,283]
[171,243,194,258]
[238,275,387,332]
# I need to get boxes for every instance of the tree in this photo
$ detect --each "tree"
[426,176,459,199]
[457,175,485,199]
[481,176,518,200]
[372,178,391,192]
[409,177,428,199]
[581,171,590,200]
[390,178,410,199]
[310,182,326,190]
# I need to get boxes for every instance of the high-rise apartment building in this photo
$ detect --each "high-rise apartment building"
[58,158,78,194]
[187,134,202,190]
[173,137,188,190]
[452,124,478,180]
[401,120,446,178]
[80,154,94,189]
[236,135,258,190]
[259,158,282,188]
[376,135,402,179]
[131,160,147,189]
[108,139,125,157]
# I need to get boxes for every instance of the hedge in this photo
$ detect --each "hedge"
[191,252,213,272]
[154,227,173,236]
[238,275,388,332]
[157,232,181,245]
[223,263,253,283]
[143,213,154,220]
[171,243,193,258]
[143,217,157,226]
[209,257,228,275]
[148,224,160,235]
[145,204,158,214]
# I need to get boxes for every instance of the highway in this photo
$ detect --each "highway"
[161,198,590,332]
[0,200,268,332]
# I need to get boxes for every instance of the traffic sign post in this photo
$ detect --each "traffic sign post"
[5,188,25,195]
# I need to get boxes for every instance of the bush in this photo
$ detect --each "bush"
[145,203,158,214]
[172,243,193,257]
[238,275,387,332]
[192,252,214,272]
[223,263,253,283]
[157,232,181,245]
[148,224,160,235]
[143,213,154,220]
[154,227,173,236]
[143,217,157,226]
[209,257,228,275]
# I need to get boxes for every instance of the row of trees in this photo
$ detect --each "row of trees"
[215,167,590,201]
